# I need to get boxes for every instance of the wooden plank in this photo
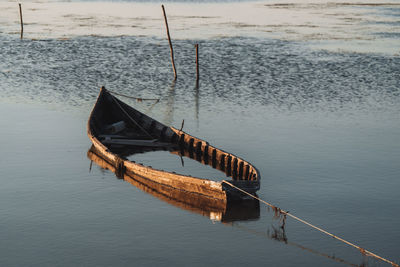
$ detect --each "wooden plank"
[102,139,175,147]
[99,134,131,139]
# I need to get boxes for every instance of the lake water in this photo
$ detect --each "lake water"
[0,1,400,266]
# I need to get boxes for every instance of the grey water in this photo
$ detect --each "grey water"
[1,34,400,267]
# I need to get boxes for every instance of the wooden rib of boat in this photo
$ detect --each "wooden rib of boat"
[87,87,260,204]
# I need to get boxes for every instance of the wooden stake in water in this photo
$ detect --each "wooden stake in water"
[161,5,177,80]
[195,44,199,82]
[19,3,23,39]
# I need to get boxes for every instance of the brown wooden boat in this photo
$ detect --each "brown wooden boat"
[87,87,260,205]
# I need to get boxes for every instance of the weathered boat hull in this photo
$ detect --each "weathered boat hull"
[88,146,260,222]
[87,87,260,204]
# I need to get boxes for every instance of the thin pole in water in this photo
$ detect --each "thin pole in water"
[161,5,177,81]
[19,3,23,39]
[195,44,199,82]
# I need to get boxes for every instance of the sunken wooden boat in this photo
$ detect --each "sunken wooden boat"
[87,87,260,204]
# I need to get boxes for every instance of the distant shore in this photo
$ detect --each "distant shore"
[1,0,399,54]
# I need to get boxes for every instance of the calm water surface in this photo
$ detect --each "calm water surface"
[0,29,399,267]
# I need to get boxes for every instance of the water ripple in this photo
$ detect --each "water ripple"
[0,35,399,115]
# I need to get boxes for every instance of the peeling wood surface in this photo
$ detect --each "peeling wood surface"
[88,147,260,222]
[88,148,226,215]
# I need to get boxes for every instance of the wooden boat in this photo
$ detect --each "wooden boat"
[88,146,260,223]
[87,87,260,205]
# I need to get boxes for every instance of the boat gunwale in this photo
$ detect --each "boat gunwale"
[87,147,228,209]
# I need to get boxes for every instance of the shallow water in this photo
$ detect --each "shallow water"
[1,34,399,266]
[1,2,400,266]
[1,35,399,113]
[126,149,231,181]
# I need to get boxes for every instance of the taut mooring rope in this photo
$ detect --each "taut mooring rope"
[222,180,399,267]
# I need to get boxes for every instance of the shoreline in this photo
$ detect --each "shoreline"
[1,0,399,54]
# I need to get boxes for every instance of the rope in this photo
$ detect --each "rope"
[110,95,154,139]
[222,180,399,267]
[107,89,160,102]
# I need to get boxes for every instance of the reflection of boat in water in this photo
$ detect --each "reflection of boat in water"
[88,146,260,223]
[87,87,260,204]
